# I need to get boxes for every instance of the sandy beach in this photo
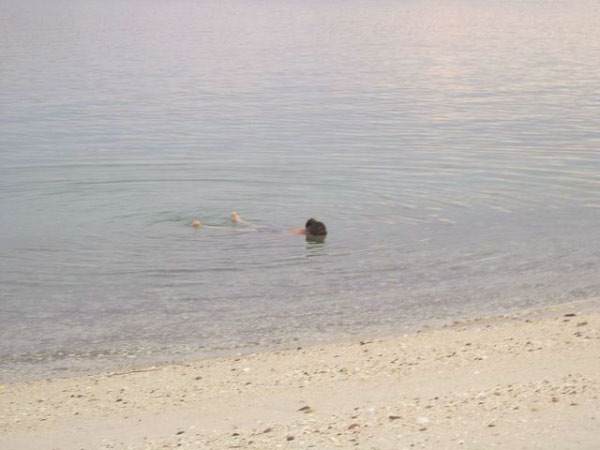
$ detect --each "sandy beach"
[1,300,598,450]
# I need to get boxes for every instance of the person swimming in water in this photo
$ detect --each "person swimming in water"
[232,211,327,241]
[290,217,328,241]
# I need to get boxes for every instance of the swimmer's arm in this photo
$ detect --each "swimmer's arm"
[289,227,307,235]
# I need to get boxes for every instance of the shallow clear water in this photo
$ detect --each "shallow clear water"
[1,0,600,381]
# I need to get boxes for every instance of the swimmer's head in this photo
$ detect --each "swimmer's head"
[231,211,241,223]
[192,219,202,228]
[305,218,327,240]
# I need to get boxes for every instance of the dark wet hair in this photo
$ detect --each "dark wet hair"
[305,218,327,236]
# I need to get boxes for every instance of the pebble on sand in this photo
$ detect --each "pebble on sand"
[415,417,430,426]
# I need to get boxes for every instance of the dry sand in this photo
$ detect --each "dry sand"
[1,300,599,450]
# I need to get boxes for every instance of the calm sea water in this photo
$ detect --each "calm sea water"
[1,0,599,381]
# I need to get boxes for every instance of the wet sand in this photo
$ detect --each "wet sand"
[1,300,599,450]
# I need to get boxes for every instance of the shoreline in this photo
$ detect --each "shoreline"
[1,299,599,449]
[5,297,598,386]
